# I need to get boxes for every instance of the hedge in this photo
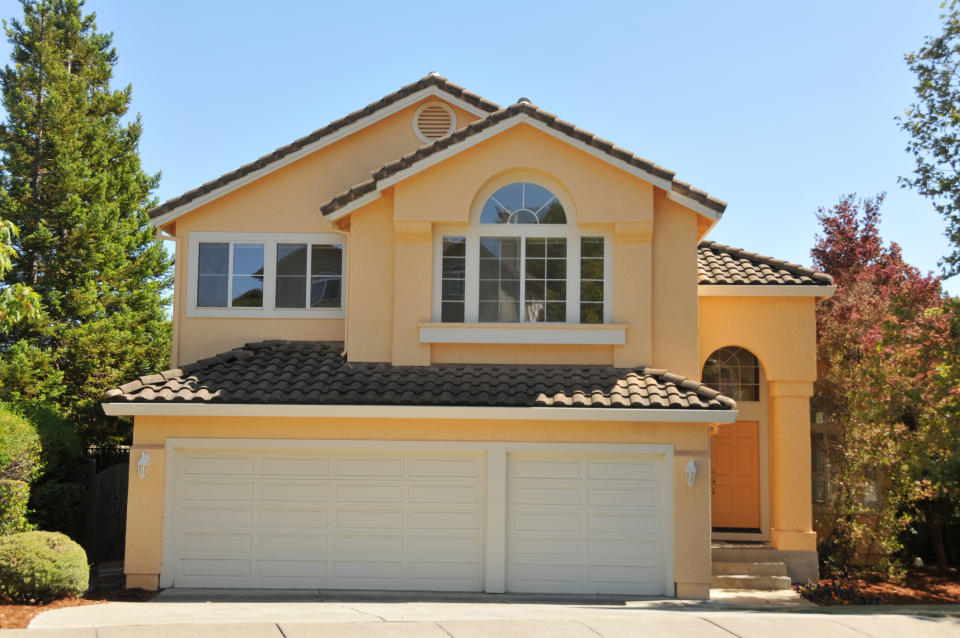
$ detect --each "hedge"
[0,403,42,483]
[0,531,88,602]
[0,479,32,535]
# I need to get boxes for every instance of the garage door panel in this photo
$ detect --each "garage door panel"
[180,531,252,553]
[408,457,483,478]
[257,507,327,528]
[258,481,328,501]
[334,457,404,477]
[181,558,250,578]
[259,533,328,553]
[333,482,404,503]
[588,512,657,534]
[331,534,404,554]
[260,456,330,476]
[508,452,666,596]
[180,506,252,527]
[407,483,481,503]
[332,508,403,529]
[408,510,480,530]
[407,535,479,556]
[183,480,254,501]
[257,560,326,579]
[184,456,254,475]
[588,486,656,508]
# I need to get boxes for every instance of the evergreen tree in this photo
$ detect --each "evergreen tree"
[0,0,171,444]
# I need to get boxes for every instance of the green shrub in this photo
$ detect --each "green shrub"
[0,531,88,602]
[29,481,86,540]
[15,402,82,483]
[0,403,42,483]
[0,479,33,535]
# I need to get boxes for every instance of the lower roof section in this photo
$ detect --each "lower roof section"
[102,340,737,421]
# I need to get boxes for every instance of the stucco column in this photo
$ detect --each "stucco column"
[124,442,165,590]
[768,380,816,551]
[674,449,711,599]
[392,221,432,366]
[612,222,652,368]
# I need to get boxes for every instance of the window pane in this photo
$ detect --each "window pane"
[441,301,464,322]
[580,303,603,324]
[276,276,306,308]
[275,244,307,308]
[233,244,264,276]
[546,302,566,322]
[198,242,229,275]
[197,242,228,307]
[197,275,228,307]
[580,237,604,324]
[480,183,566,224]
[701,346,760,401]
[232,276,263,307]
[477,237,519,322]
[546,259,566,279]
[310,245,343,308]
[311,275,341,308]
[277,244,307,276]
[441,236,466,321]
[546,238,566,257]
[312,244,342,276]
[232,244,263,307]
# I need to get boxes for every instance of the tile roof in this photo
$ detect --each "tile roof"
[103,341,736,410]
[148,74,501,220]
[697,241,833,286]
[319,101,728,218]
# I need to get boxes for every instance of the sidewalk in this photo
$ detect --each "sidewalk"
[7,589,960,637]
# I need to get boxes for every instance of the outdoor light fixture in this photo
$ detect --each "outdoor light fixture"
[685,459,698,488]
[137,451,150,480]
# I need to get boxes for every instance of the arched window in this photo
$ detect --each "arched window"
[701,346,760,401]
[437,181,610,324]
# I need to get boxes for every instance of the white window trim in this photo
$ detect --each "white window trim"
[187,232,347,319]
[432,225,613,325]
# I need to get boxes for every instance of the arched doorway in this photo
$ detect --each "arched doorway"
[702,347,762,532]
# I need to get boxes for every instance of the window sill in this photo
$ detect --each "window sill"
[186,308,345,319]
[418,322,627,345]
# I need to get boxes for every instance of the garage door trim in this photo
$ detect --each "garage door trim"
[160,438,675,594]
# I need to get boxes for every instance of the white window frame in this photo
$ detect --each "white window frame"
[432,226,613,325]
[187,232,347,318]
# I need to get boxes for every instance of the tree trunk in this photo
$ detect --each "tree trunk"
[928,505,948,574]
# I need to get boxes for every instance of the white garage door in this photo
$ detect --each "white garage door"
[170,449,485,590]
[507,453,667,595]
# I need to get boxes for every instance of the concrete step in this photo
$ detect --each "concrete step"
[711,574,793,591]
[712,561,787,577]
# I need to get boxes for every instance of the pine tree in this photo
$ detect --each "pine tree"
[0,0,172,444]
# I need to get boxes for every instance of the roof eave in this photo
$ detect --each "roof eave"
[698,284,837,298]
[102,402,738,422]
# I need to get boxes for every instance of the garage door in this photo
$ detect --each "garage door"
[507,453,666,595]
[170,449,485,590]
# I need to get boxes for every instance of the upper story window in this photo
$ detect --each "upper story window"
[188,233,345,318]
[435,181,611,324]
[701,346,760,401]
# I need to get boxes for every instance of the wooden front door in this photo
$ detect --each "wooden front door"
[711,421,760,530]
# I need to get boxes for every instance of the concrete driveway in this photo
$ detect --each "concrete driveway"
[8,589,960,637]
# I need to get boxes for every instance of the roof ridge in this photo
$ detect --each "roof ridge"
[698,240,833,284]
[148,74,501,220]
[320,101,727,218]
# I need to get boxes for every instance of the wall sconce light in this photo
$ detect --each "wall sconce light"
[685,459,698,488]
[137,451,150,480]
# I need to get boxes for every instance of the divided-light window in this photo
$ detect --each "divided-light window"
[438,182,610,324]
[190,234,345,317]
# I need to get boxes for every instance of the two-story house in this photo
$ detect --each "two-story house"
[103,74,834,598]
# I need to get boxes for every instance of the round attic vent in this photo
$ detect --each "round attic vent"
[413,101,456,143]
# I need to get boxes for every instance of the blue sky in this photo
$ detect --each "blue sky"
[1,0,955,292]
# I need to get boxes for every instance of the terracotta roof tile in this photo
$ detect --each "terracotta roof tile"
[319,101,727,218]
[104,341,735,411]
[148,74,501,220]
[697,241,833,286]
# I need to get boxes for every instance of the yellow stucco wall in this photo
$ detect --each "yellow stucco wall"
[124,415,712,596]
[167,98,482,365]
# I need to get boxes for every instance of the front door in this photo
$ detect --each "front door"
[711,421,760,531]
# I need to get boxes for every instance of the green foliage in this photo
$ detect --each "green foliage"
[813,194,946,576]
[0,215,41,333]
[0,402,41,483]
[0,531,87,601]
[0,0,173,444]
[29,481,85,540]
[899,1,960,277]
[0,479,32,534]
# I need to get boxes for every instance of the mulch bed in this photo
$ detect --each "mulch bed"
[0,587,155,629]
[798,568,960,606]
